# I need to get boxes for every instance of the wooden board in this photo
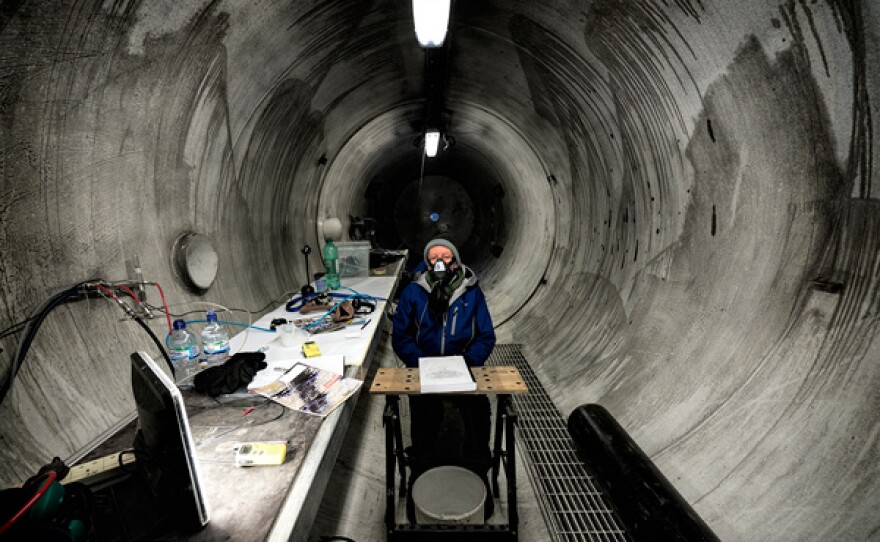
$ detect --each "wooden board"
[370,365,527,395]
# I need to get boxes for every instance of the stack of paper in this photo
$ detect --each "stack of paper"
[419,356,477,394]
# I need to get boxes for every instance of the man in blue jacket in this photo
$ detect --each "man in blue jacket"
[392,238,496,519]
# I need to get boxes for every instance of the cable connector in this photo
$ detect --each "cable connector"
[96,286,137,319]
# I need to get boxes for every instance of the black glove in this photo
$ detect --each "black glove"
[193,352,267,397]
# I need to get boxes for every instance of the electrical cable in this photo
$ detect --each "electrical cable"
[117,449,136,473]
[131,314,175,375]
[93,285,175,374]
[285,291,348,312]
[0,280,105,340]
[147,282,173,334]
[149,303,240,319]
[336,286,387,301]
[0,317,35,340]
[1,280,286,406]
[150,290,299,319]
[116,284,145,308]
[151,293,301,356]
[156,301,257,355]
[1,280,175,406]
[189,401,286,440]
[1,286,82,405]
[303,295,360,330]
[251,289,300,315]
[95,284,122,303]
[183,319,274,333]
[0,470,58,536]
[0,277,118,339]
[285,289,384,313]
[297,289,386,330]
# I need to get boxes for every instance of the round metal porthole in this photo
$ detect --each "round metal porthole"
[171,232,219,292]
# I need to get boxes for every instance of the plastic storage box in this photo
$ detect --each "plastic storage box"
[336,241,371,278]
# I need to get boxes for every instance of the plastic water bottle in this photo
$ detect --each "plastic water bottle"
[201,310,230,365]
[168,319,200,382]
[323,240,340,289]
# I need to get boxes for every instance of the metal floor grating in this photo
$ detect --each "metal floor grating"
[488,344,630,542]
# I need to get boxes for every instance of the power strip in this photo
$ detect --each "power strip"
[64,453,137,485]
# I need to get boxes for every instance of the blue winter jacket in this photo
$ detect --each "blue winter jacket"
[392,263,496,367]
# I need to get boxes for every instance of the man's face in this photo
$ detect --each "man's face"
[427,246,454,265]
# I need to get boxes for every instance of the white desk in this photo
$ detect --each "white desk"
[185,260,405,542]
[230,275,397,369]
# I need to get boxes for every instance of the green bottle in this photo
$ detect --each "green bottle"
[323,240,340,289]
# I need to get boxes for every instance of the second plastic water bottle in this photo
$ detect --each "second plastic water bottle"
[201,310,230,365]
[168,319,200,383]
[323,240,340,289]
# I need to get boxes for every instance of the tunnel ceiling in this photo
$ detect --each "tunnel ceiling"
[1,1,879,541]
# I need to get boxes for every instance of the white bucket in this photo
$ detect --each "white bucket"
[412,465,486,525]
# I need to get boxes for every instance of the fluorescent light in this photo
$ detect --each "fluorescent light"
[413,0,450,47]
[424,130,440,157]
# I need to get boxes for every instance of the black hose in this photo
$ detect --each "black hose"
[0,317,33,340]
[0,282,174,405]
[0,287,80,405]
[130,314,175,376]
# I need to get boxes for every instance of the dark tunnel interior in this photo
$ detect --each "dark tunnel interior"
[365,148,508,270]
[1,1,879,540]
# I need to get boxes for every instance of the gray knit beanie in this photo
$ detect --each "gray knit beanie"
[423,238,461,265]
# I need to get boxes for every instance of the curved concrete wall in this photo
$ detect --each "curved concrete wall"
[0,1,878,540]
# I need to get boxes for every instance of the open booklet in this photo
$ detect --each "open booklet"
[419,356,477,394]
[247,354,345,390]
[250,363,362,417]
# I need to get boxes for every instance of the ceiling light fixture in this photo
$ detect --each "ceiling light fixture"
[424,130,441,157]
[412,0,450,47]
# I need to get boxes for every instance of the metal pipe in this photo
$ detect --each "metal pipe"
[567,404,720,542]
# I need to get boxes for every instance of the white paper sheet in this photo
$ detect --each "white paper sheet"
[418,356,477,393]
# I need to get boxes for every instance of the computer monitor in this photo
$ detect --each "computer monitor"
[131,351,209,532]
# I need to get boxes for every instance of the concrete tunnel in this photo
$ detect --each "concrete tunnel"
[1,0,879,540]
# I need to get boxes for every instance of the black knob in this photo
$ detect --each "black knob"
[301,244,312,255]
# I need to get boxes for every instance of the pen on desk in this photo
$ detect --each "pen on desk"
[360,319,370,330]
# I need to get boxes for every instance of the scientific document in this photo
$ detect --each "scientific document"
[419,356,477,393]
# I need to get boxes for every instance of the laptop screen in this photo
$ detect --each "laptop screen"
[131,351,209,532]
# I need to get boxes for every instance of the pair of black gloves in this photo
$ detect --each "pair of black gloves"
[193,352,267,397]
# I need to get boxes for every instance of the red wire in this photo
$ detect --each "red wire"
[115,284,164,326]
[117,283,158,326]
[116,284,141,305]
[96,282,172,336]
[95,284,121,302]
[0,470,58,536]
[149,282,173,334]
